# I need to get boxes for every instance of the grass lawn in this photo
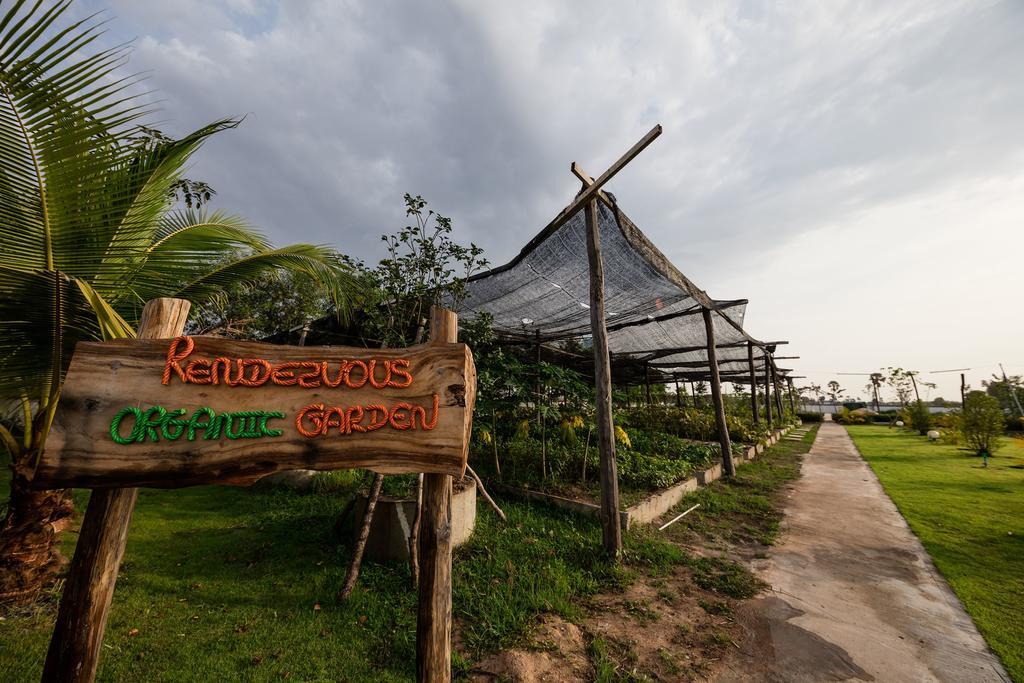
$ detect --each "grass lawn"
[0,469,684,681]
[845,425,1024,681]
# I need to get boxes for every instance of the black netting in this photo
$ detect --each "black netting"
[459,194,792,384]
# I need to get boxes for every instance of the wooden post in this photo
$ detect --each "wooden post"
[770,358,784,419]
[644,362,652,405]
[786,377,796,414]
[584,198,622,557]
[674,378,682,407]
[690,381,698,408]
[747,342,759,424]
[43,298,190,683]
[702,307,735,477]
[416,306,457,682]
[960,373,967,410]
[764,360,774,428]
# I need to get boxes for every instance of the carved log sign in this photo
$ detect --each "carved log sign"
[34,336,476,489]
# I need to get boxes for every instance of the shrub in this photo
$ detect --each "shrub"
[796,412,823,423]
[961,391,1005,456]
[908,401,932,436]
[1006,416,1024,432]
[833,407,866,425]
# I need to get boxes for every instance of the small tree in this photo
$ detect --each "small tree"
[908,400,932,436]
[961,391,1005,457]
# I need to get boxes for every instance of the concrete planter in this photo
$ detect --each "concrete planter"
[697,462,722,485]
[353,479,477,562]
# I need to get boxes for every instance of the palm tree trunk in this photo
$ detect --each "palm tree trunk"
[0,450,74,605]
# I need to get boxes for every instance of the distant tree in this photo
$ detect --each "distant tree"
[961,391,1005,456]
[882,367,933,406]
[931,397,946,407]
[827,380,845,403]
[983,374,1024,417]
[191,270,333,340]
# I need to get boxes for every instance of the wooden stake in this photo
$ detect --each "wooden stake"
[339,472,384,601]
[585,199,622,557]
[43,298,190,683]
[747,342,759,424]
[764,360,774,428]
[770,357,784,419]
[674,378,682,407]
[464,465,506,522]
[702,307,735,477]
[644,362,652,405]
[416,306,457,682]
[960,373,967,410]
[786,377,796,414]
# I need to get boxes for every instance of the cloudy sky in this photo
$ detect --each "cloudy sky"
[75,0,1024,401]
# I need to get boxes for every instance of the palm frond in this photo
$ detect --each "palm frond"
[0,0,154,275]
[166,244,362,323]
[0,266,101,402]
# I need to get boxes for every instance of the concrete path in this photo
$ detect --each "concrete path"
[717,421,1010,683]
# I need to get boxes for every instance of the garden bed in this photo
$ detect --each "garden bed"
[486,426,793,529]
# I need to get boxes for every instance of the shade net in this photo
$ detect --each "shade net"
[459,194,790,385]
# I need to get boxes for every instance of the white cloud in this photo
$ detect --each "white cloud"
[73,0,1024,398]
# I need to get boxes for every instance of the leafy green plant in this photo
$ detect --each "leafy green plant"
[961,391,1005,456]
[908,400,933,436]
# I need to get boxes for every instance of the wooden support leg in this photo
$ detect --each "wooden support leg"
[747,342,760,424]
[416,472,452,683]
[585,198,622,558]
[702,307,735,477]
[415,305,460,681]
[42,298,190,683]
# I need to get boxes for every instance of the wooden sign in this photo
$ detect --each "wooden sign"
[34,335,476,489]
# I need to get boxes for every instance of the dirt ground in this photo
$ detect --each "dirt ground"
[470,565,745,682]
[715,421,1010,683]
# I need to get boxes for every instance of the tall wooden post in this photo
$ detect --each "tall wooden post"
[416,306,457,682]
[690,381,698,408]
[770,357,784,419]
[585,198,622,557]
[786,377,796,414]
[674,378,682,407]
[702,307,735,477]
[644,362,652,404]
[960,373,967,410]
[747,342,759,424]
[764,360,774,428]
[43,298,190,683]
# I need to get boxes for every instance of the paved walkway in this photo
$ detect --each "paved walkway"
[718,420,1009,682]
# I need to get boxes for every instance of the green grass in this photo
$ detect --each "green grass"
[845,425,1024,681]
[0,470,684,681]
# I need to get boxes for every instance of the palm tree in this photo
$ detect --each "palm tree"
[0,0,360,604]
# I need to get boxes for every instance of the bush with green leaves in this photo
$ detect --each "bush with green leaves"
[796,412,823,423]
[961,391,1005,456]
[908,400,933,436]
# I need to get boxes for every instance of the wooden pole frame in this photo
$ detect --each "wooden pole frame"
[702,307,735,477]
[764,359,774,428]
[770,356,784,419]
[416,306,458,682]
[585,198,623,557]
[43,298,191,683]
[747,342,759,424]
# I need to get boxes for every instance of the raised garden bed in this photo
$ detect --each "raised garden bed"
[488,426,793,529]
